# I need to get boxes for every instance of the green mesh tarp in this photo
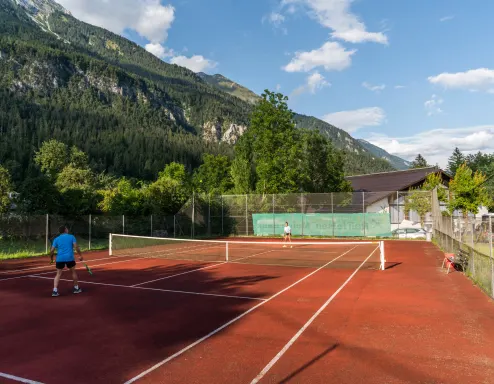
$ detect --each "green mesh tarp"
[252,213,391,237]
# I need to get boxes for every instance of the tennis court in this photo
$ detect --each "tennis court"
[1,237,494,384]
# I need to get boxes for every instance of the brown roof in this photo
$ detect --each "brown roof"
[346,166,450,193]
[337,167,451,211]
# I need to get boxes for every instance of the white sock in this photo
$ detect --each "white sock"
[53,288,58,292]
[74,285,79,290]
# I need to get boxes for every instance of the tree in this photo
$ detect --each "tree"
[193,154,233,196]
[34,139,68,179]
[410,154,429,169]
[404,172,447,226]
[447,147,465,177]
[98,178,147,215]
[299,130,352,193]
[0,165,12,214]
[466,152,494,211]
[234,90,301,194]
[448,164,491,216]
[147,162,191,214]
[55,164,97,214]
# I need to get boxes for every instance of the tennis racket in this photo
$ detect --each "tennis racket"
[83,262,93,276]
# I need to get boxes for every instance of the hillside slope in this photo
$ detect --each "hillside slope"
[1,0,398,184]
[357,139,410,170]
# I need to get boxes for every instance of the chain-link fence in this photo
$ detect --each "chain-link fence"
[175,191,437,239]
[432,188,494,298]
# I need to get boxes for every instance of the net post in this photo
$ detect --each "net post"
[45,214,49,254]
[226,241,229,261]
[109,233,113,256]
[379,241,386,270]
[89,214,92,250]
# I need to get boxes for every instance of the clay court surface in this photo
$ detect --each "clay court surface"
[1,239,494,384]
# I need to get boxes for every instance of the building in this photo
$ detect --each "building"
[344,167,451,230]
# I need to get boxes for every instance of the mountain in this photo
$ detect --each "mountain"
[198,72,400,174]
[357,140,410,170]
[197,72,259,105]
[0,0,397,185]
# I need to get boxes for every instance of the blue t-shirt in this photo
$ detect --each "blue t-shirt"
[52,234,77,262]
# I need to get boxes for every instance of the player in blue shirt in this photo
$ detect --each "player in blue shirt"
[50,225,84,297]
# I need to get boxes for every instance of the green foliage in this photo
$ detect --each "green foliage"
[193,154,233,195]
[404,172,447,225]
[15,175,60,214]
[447,147,465,177]
[448,164,491,215]
[98,178,147,215]
[466,151,494,211]
[34,139,68,179]
[55,164,97,214]
[147,163,191,214]
[0,165,12,214]
[410,154,429,169]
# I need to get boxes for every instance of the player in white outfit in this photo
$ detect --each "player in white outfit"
[283,222,292,247]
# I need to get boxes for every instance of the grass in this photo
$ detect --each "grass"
[0,237,108,260]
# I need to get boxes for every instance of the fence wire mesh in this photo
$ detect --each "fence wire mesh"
[431,188,494,298]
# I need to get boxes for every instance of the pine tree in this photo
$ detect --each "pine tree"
[447,147,465,176]
[409,154,429,169]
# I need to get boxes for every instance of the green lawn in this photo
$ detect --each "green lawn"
[0,238,108,260]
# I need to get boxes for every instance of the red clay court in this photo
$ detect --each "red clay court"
[1,237,494,384]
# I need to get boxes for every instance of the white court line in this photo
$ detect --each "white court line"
[122,245,360,384]
[0,255,129,275]
[250,246,380,383]
[131,262,227,287]
[0,372,44,384]
[29,275,265,301]
[132,248,277,287]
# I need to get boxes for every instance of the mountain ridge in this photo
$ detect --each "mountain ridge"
[1,0,401,183]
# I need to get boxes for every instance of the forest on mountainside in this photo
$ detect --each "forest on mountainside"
[0,0,400,192]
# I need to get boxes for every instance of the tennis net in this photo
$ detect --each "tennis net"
[109,234,386,270]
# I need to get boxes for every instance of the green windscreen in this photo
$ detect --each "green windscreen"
[252,213,392,237]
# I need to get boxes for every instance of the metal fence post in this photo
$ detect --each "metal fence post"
[221,195,224,235]
[489,215,493,297]
[150,214,153,237]
[122,215,125,234]
[331,193,334,238]
[245,194,248,236]
[192,192,195,239]
[89,214,92,250]
[272,194,275,236]
[301,193,304,236]
[45,214,49,254]
[173,215,176,238]
[208,195,211,237]
[362,191,366,237]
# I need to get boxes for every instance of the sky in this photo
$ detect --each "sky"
[55,0,494,168]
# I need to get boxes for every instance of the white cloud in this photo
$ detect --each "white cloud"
[322,107,386,133]
[170,55,218,73]
[57,0,175,44]
[263,12,288,34]
[394,85,405,89]
[428,68,494,92]
[424,94,444,116]
[145,43,174,59]
[276,84,282,91]
[283,41,356,72]
[362,81,385,93]
[440,15,454,22]
[281,0,388,44]
[292,72,330,95]
[366,126,494,168]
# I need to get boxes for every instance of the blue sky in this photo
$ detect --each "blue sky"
[57,0,494,167]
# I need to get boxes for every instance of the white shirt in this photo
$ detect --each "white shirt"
[284,226,291,234]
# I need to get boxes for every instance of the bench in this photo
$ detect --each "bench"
[442,249,469,274]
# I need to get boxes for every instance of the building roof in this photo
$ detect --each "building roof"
[346,166,449,193]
